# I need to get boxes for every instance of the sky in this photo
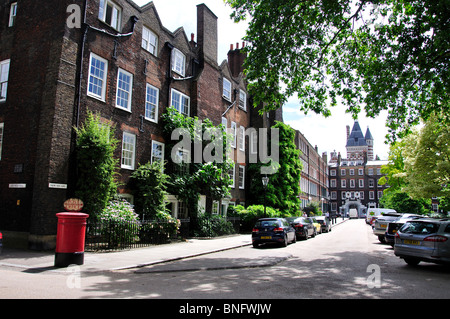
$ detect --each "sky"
[133,0,391,160]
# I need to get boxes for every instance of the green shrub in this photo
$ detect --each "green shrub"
[229,205,291,231]
[75,112,119,218]
[192,214,235,237]
[98,199,140,247]
[130,161,169,219]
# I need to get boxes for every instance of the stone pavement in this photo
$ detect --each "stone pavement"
[0,234,252,273]
[0,218,347,274]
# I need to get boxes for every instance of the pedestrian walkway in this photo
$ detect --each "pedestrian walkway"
[0,234,252,273]
[0,218,348,273]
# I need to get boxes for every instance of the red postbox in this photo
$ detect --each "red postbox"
[54,212,89,267]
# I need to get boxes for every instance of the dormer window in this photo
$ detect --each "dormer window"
[99,0,122,31]
[223,78,231,101]
[171,48,185,77]
[142,26,158,56]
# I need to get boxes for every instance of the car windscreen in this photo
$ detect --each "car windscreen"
[400,221,440,235]
[255,220,280,228]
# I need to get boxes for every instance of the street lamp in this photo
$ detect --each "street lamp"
[262,175,269,217]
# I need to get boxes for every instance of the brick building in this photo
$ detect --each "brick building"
[295,131,329,213]
[0,0,271,249]
[327,121,389,217]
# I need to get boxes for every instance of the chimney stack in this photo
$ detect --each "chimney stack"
[227,42,247,77]
[197,4,218,64]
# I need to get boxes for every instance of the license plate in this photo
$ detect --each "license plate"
[404,239,420,245]
[380,224,387,228]
[261,236,272,239]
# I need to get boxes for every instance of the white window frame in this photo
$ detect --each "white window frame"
[350,179,355,188]
[98,0,122,31]
[221,117,227,130]
[359,179,364,188]
[171,48,185,77]
[229,163,235,189]
[0,59,10,102]
[369,191,375,200]
[239,126,245,151]
[151,140,165,165]
[341,179,346,188]
[239,89,246,110]
[358,168,363,175]
[87,53,108,101]
[341,168,346,176]
[238,165,245,189]
[330,179,336,188]
[8,2,17,27]
[121,132,136,170]
[145,83,159,122]
[142,26,158,56]
[230,121,236,148]
[223,78,231,101]
[116,68,133,112]
[170,89,190,116]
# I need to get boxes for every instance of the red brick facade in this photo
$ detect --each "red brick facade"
[0,0,261,249]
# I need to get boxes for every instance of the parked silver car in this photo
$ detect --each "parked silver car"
[373,213,402,243]
[394,218,450,266]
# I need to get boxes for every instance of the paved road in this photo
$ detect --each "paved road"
[2,219,450,299]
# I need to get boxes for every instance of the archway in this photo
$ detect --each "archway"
[340,200,366,218]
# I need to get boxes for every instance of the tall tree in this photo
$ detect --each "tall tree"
[226,0,450,140]
[403,113,450,199]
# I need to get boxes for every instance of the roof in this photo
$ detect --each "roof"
[346,121,368,147]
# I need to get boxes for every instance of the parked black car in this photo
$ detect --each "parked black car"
[385,214,423,246]
[286,217,316,240]
[252,218,296,248]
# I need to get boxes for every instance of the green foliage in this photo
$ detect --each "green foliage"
[248,121,302,215]
[192,214,235,237]
[130,161,169,219]
[141,211,181,240]
[226,0,450,141]
[98,199,140,246]
[161,107,232,215]
[303,202,322,216]
[229,204,292,231]
[74,112,119,218]
[379,190,430,215]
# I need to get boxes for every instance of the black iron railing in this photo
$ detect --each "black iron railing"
[84,217,239,251]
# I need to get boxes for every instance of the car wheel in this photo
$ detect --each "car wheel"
[378,235,386,243]
[281,235,288,247]
[292,234,297,243]
[312,230,316,238]
[252,242,259,248]
[303,233,308,240]
[404,258,420,266]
